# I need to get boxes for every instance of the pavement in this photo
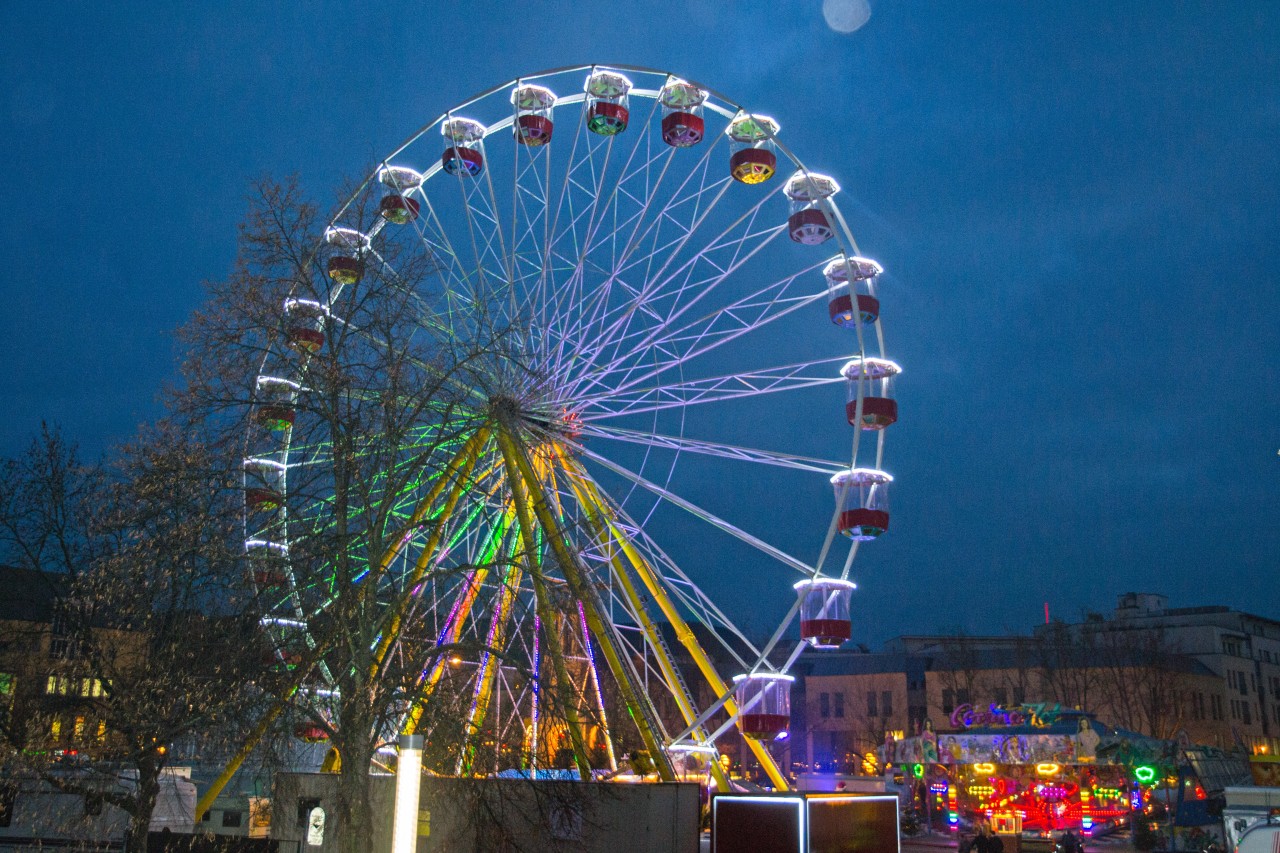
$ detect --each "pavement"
[902,831,1137,853]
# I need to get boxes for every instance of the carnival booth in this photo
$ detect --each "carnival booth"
[881,706,1179,836]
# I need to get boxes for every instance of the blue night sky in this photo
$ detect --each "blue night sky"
[2,2,1277,644]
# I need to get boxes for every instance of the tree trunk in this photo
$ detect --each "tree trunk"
[336,761,373,853]
[129,762,161,853]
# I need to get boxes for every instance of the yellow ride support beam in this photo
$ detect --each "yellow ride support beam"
[454,542,523,772]
[369,428,490,679]
[562,463,731,792]
[194,639,332,819]
[404,507,516,736]
[495,428,595,780]
[567,460,790,791]
[501,433,676,783]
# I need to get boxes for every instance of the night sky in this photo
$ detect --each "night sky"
[2,2,1277,644]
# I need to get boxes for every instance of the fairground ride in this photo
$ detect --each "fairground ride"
[199,64,902,814]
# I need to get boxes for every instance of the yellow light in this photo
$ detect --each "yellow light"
[974,763,996,774]
[449,656,462,666]
[1036,763,1061,776]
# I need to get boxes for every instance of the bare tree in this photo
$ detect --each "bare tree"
[175,176,602,852]
[0,425,263,851]
[1088,625,1191,739]
[1034,620,1102,712]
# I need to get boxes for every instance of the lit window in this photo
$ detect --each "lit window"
[51,718,62,739]
[46,676,58,695]
[96,720,107,743]
[73,717,86,739]
[81,678,92,697]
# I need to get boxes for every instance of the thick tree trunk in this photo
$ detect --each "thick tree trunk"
[336,762,373,853]
[128,763,161,853]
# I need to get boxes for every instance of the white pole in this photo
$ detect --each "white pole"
[391,734,423,853]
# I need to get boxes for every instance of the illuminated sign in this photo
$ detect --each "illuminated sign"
[1133,765,1157,783]
[949,702,1063,729]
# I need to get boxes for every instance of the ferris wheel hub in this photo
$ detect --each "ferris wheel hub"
[488,393,580,441]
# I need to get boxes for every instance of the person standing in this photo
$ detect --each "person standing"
[974,822,1005,853]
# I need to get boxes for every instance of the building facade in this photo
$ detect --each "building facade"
[794,592,1280,773]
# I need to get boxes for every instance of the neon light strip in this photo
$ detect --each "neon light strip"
[529,614,541,771]
[578,601,616,771]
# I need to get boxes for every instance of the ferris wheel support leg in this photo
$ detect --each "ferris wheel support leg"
[405,512,515,737]
[369,428,490,680]
[496,428,596,781]
[576,602,619,773]
[499,431,677,783]
[455,557,524,773]
[563,466,730,791]
[194,638,334,820]
[567,462,790,792]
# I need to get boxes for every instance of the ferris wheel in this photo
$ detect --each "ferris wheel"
[235,64,900,794]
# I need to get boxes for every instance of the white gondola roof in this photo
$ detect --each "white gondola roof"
[726,113,780,142]
[822,255,883,283]
[830,467,893,487]
[793,577,858,591]
[442,117,486,142]
[659,78,707,109]
[785,171,840,201]
[840,357,902,381]
[511,84,556,110]
[377,165,424,191]
[584,70,632,98]
[323,226,369,250]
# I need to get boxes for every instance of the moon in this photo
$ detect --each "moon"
[823,0,871,33]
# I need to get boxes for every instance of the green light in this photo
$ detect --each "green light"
[913,763,924,778]
[1134,765,1157,783]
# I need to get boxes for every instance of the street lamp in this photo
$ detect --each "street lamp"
[391,734,423,853]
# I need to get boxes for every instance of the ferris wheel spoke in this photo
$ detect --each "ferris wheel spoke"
[554,127,731,367]
[542,94,668,367]
[405,189,490,334]
[530,103,601,342]
[566,199,790,399]
[578,267,828,403]
[572,442,815,578]
[567,464,763,675]
[534,122,677,381]
[576,424,845,474]
[578,353,844,420]
[564,176,739,380]
[581,222,792,383]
